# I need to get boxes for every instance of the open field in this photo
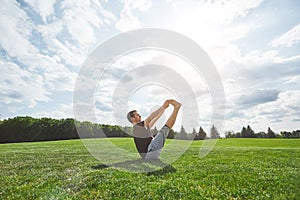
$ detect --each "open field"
[0,138,299,199]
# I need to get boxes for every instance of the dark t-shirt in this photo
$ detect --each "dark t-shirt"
[133,121,153,159]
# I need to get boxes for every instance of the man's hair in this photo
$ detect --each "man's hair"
[127,110,136,123]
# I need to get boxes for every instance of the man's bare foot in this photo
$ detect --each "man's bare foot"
[169,99,181,109]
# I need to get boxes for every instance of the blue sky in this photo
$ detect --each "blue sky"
[1,0,300,134]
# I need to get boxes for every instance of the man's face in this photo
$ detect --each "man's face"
[132,111,141,124]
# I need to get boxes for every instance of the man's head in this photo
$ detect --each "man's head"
[127,110,141,124]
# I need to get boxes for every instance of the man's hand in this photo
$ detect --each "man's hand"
[163,100,169,109]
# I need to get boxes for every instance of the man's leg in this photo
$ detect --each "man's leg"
[145,100,181,159]
[165,100,181,129]
[145,125,170,159]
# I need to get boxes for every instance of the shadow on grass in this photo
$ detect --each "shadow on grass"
[92,159,176,176]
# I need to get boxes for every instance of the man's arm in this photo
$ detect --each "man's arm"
[144,100,169,128]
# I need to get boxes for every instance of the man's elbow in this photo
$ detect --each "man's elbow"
[144,118,151,126]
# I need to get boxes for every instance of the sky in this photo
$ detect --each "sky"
[1,0,300,134]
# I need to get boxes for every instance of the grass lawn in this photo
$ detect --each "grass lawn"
[0,138,299,199]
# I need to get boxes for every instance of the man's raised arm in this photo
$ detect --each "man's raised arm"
[144,100,169,128]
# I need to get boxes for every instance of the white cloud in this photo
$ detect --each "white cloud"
[36,0,116,66]
[127,0,152,11]
[0,0,37,58]
[167,0,264,72]
[284,75,300,84]
[0,61,49,108]
[233,89,280,108]
[223,90,300,133]
[220,49,300,89]
[38,27,86,66]
[270,23,300,47]
[115,9,141,32]
[45,71,77,92]
[197,0,263,24]
[24,0,56,22]
[34,103,74,119]
[253,90,300,130]
[274,54,300,64]
[1,0,117,95]
[115,0,152,32]
[60,2,96,46]
[237,50,279,67]
[170,0,263,34]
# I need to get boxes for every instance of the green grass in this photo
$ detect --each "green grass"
[0,138,299,199]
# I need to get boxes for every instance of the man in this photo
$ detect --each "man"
[127,99,181,159]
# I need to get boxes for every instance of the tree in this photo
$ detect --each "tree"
[267,127,276,138]
[291,130,300,138]
[240,125,255,138]
[281,131,291,138]
[122,126,133,137]
[246,125,255,138]
[225,130,235,138]
[196,127,206,140]
[257,131,267,138]
[177,125,188,140]
[167,129,176,139]
[241,127,247,138]
[192,128,197,135]
[210,125,220,139]
[191,128,197,140]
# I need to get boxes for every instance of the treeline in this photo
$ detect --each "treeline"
[0,116,131,143]
[166,125,219,140]
[0,117,298,143]
[225,125,300,138]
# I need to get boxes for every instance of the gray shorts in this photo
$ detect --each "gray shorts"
[145,125,170,160]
